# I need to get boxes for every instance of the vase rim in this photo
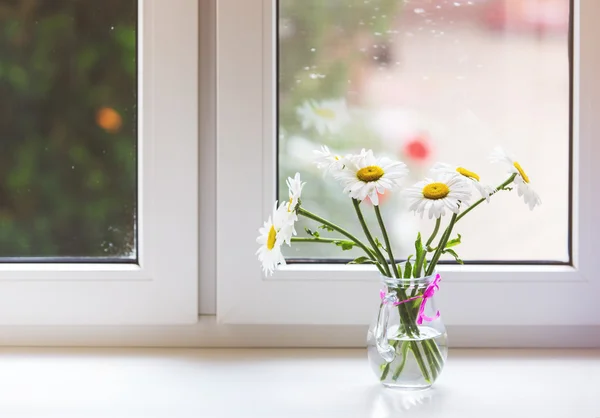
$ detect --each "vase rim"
[379,271,438,286]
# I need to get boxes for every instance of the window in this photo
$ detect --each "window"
[278,0,570,262]
[217,0,600,333]
[0,0,137,260]
[0,0,198,325]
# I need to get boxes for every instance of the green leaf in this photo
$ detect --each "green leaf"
[397,264,402,277]
[318,224,334,232]
[414,233,425,278]
[374,237,384,249]
[348,256,375,265]
[445,233,462,249]
[443,248,464,264]
[304,228,320,238]
[404,260,412,279]
[335,240,354,251]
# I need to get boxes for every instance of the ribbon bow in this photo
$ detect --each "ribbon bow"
[379,273,441,325]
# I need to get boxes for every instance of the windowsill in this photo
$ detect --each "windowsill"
[1,348,598,416]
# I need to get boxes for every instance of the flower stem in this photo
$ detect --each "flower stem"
[291,237,344,244]
[425,212,458,277]
[409,341,431,383]
[455,174,517,223]
[298,207,377,261]
[426,339,445,369]
[392,341,410,380]
[351,199,391,277]
[291,236,385,275]
[380,340,399,381]
[421,340,439,381]
[425,218,441,249]
[373,206,399,278]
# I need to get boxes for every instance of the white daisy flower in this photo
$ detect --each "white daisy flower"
[334,149,408,206]
[404,173,472,219]
[313,145,347,176]
[256,202,294,276]
[297,99,350,136]
[285,172,305,230]
[432,162,496,202]
[490,147,541,210]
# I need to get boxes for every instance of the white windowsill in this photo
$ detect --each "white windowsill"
[1,348,598,417]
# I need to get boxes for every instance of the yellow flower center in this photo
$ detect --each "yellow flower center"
[356,165,384,182]
[456,167,480,181]
[513,162,530,183]
[422,182,450,200]
[267,225,277,250]
[287,197,294,212]
[314,108,336,119]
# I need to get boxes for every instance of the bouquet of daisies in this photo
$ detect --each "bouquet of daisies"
[256,145,540,386]
[257,146,540,276]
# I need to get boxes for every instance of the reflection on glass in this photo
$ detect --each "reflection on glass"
[0,0,137,258]
[278,0,569,261]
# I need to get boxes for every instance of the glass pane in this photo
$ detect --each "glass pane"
[278,0,570,262]
[0,0,137,259]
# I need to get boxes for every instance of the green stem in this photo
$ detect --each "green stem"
[392,341,410,380]
[380,340,399,381]
[298,207,377,261]
[374,206,399,278]
[409,341,431,383]
[351,199,391,276]
[425,218,441,250]
[456,174,517,223]
[426,339,444,370]
[425,212,458,277]
[421,340,439,381]
[291,237,342,244]
[396,292,418,337]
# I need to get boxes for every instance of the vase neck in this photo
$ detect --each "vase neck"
[380,272,439,289]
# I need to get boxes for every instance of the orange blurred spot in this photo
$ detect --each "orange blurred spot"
[96,107,122,133]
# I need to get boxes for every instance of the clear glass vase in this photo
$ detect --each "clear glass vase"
[367,271,448,390]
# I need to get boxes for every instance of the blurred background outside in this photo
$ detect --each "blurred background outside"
[278,0,570,262]
[0,0,136,258]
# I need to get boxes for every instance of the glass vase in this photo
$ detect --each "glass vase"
[367,271,448,390]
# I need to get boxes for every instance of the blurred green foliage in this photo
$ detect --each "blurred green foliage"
[0,0,136,258]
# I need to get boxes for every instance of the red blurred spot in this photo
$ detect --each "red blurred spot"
[364,190,390,206]
[403,135,430,162]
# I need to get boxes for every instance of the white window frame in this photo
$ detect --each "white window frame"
[216,0,600,337]
[0,0,198,325]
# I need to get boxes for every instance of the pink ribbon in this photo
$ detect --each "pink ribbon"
[379,274,441,325]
